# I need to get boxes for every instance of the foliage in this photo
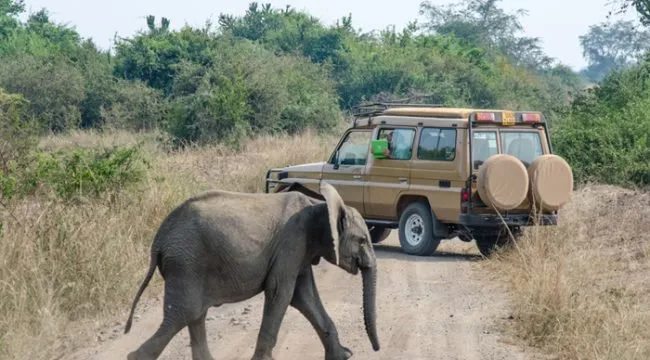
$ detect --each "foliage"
[100,79,170,131]
[579,20,650,81]
[552,58,650,187]
[0,0,586,141]
[612,0,650,26]
[0,54,86,132]
[0,88,38,171]
[2,0,650,188]
[2,144,148,203]
[418,0,554,71]
[27,145,148,200]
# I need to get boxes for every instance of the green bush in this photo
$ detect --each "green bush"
[0,54,86,132]
[162,38,342,148]
[1,144,148,203]
[551,59,650,188]
[100,79,170,131]
[30,145,148,200]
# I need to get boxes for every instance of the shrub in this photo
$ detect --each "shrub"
[0,54,86,132]
[26,145,148,201]
[551,59,650,188]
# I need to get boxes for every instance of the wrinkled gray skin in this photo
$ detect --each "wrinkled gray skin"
[123,182,380,360]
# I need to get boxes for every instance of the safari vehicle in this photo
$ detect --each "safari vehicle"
[264,103,573,257]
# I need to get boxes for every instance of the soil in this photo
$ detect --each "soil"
[62,235,544,360]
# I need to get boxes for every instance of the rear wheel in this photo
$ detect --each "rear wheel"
[369,226,392,244]
[398,202,441,256]
[474,227,521,257]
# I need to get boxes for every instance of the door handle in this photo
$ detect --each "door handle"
[352,175,362,179]
[399,177,408,183]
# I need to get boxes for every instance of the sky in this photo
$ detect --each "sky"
[19,0,642,71]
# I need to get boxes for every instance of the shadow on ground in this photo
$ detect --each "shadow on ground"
[373,243,483,262]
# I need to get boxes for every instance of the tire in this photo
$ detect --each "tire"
[369,226,392,244]
[474,227,521,257]
[398,202,441,256]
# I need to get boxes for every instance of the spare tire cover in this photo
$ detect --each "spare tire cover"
[527,154,573,212]
[477,154,529,211]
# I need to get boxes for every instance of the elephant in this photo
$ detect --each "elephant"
[123,181,380,360]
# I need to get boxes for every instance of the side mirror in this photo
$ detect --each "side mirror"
[333,150,340,169]
[371,139,388,159]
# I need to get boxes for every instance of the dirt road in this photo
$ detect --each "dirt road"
[64,234,539,360]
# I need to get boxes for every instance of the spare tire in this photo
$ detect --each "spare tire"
[527,154,573,212]
[477,154,529,211]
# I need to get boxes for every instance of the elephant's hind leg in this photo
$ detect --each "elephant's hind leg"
[128,276,203,359]
[290,267,352,360]
[188,310,214,360]
[127,320,185,360]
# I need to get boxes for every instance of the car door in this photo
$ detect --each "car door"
[409,126,462,222]
[364,126,416,220]
[320,128,372,215]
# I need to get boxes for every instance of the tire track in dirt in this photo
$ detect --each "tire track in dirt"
[62,234,544,360]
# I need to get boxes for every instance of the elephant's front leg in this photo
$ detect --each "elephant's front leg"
[290,267,352,360]
[251,275,297,360]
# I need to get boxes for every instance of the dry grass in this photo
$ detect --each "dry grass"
[0,129,338,360]
[484,184,650,360]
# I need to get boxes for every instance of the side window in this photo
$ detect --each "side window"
[377,127,416,160]
[472,131,498,169]
[417,127,457,161]
[332,130,371,166]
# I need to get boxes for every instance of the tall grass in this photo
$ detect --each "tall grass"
[0,129,338,359]
[484,184,650,360]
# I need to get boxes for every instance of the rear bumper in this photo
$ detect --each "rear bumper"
[459,213,558,227]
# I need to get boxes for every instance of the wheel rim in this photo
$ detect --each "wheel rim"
[405,213,425,246]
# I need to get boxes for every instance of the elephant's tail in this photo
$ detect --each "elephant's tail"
[124,246,159,334]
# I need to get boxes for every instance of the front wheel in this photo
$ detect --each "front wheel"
[398,202,440,256]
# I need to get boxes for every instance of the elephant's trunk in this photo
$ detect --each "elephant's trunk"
[361,264,380,351]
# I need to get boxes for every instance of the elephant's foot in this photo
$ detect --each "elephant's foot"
[250,353,274,360]
[325,345,353,360]
[126,350,150,360]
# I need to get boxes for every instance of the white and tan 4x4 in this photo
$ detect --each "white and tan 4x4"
[265,103,574,257]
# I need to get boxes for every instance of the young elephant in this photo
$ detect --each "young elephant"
[123,181,380,360]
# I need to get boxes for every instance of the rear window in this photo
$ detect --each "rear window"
[472,130,544,169]
[500,131,543,166]
[472,131,498,169]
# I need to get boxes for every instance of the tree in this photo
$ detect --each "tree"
[418,0,553,71]
[579,20,650,81]
[0,0,24,38]
[612,0,650,26]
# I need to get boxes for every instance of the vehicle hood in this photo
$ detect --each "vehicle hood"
[282,161,326,173]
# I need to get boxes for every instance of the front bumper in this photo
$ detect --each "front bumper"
[459,213,558,227]
[264,168,287,193]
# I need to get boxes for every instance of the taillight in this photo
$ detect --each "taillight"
[461,188,470,202]
[461,188,469,214]
[521,113,541,123]
[475,112,496,122]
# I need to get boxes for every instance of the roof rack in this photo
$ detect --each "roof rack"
[351,102,445,118]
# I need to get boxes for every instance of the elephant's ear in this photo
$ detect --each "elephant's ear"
[319,181,345,265]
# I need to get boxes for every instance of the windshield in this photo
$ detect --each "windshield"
[472,129,545,170]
